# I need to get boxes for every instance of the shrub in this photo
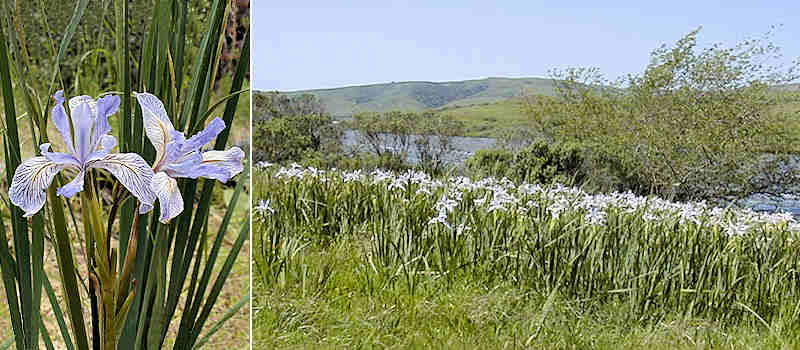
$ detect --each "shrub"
[465,148,514,179]
[510,141,585,185]
[252,92,342,163]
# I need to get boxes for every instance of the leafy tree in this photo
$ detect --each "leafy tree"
[252,92,341,162]
[351,111,418,157]
[352,111,465,173]
[525,27,800,200]
[414,114,464,174]
[253,91,326,121]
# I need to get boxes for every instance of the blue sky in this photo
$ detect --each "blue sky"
[252,1,799,91]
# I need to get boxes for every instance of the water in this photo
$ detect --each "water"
[342,130,800,215]
[342,130,496,164]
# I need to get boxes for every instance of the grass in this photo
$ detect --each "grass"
[252,165,800,349]
[255,266,798,349]
[438,98,528,137]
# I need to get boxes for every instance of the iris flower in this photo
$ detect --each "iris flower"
[136,92,244,223]
[9,91,156,217]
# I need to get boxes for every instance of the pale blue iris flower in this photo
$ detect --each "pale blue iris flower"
[9,91,156,217]
[136,92,244,223]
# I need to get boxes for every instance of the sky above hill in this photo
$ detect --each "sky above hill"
[252,1,800,91]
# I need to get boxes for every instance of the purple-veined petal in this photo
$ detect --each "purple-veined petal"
[9,157,70,217]
[162,130,187,167]
[182,117,225,153]
[71,100,95,162]
[52,91,75,154]
[193,147,245,182]
[92,94,120,146]
[86,135,118,163]
[89,153,156,208]
[57,171,85,198]
[139,202,154,214]
[39,144,80,167]
[68,95,96,116]
[99,134,117,153]
[135,92,175,168]
[163,152,203,179]
[152,172,184,223]
[153,130,187,173]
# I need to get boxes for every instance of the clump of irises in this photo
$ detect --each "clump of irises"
[266,165,799,236]
[9,90,244,222]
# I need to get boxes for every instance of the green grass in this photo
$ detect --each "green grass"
[252,166,800,349]
[438,98,529,137]
[255,263,798,349]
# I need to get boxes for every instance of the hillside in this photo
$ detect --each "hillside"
[283,77,557,117]
[437,98,529,137]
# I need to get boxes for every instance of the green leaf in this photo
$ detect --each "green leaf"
[43,274,76,350]
[189,219,250,345]
[48,0,89,96]
[192,293,249,349]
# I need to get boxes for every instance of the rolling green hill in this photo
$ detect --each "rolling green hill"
[284,77,558,117]
[437,98,530,137]
[262,77,800,139]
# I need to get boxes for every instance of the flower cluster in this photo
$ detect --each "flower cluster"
[264,165,800,236]
[10,91,244,223]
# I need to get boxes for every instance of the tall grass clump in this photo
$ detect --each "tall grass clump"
[254,164,800,334]
[0,0,250,349]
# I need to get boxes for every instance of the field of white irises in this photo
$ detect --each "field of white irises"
[254,163,800,348]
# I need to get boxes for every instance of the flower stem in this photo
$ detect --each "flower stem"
[117,211,140,311]
[81,176,118,350]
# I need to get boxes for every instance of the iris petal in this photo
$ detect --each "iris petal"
[162,130,187,167]
[92,94,120,146]
[9,157,70,217]
[136,92,175,168]
[194,147,245,182]
[68,95,96,116]
[182,117,225,153]
[39,144,80,167]
[89,153,156,209]
[71,101,95,162]
[86,135,118,163]
[163,152,203,179]
[52,91,75,154]
[57,171,85,198]
[152,172,184,223]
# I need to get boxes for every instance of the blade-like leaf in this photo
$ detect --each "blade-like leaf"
[191,293,249,349]
[188,219,249,345]
[47,0,89,95]
[43,273,76,350]
[0,20,29,350]
[0,196,24,350]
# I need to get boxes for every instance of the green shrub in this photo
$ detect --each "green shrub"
[465,148,514,179]
[466,142,652,193]
[510,141,585,185]
[252,92,343,164]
